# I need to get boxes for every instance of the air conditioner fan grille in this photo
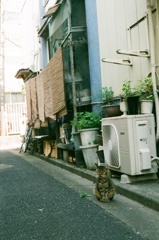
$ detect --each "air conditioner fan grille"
[103,125,120,168]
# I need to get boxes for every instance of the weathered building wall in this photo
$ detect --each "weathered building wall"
[21,0,40,71]
[96,0,158,96]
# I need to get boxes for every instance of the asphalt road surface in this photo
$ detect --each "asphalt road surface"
[0,150,146,239]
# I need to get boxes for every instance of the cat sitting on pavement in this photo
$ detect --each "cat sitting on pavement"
[93,163,115,203]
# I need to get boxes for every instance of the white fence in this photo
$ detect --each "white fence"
[4,102,27,135]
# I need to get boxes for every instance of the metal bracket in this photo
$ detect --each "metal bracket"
[102,58,133,66]
[116,49,150,58]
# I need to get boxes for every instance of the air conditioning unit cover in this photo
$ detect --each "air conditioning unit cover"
[102,114,157,176]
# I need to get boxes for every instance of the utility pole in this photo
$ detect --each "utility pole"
[67,0,77,121]
[0,0,5,108]
[0,0,5,135]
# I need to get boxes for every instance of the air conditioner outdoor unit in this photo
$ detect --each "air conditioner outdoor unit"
[102,114,158,176]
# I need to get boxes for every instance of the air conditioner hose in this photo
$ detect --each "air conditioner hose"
[151,156,159,168]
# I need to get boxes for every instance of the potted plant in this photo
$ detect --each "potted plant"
[71,111,101,130]
[138,77,154,114]
[102,86,114,104]
[71,111,101,145]
[121,80,140,115]
[101,87,122,117]
[71,111,101,170]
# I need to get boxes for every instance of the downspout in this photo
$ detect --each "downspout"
[146,0,159,140]
[84,0,102,113]
[67,0,77,120]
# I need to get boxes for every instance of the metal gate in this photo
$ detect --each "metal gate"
[5,102,27,135]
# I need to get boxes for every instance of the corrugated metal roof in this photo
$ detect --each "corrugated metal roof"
[43,4,60,19]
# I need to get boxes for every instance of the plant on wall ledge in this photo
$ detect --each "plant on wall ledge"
[138,77,154,114]
[138,77,154,101]
[102,86,114,105]
[121,80,140,115]
[101,86,122,117]
[121,80,139,98]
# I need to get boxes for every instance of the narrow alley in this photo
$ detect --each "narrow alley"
[0,150,159,240]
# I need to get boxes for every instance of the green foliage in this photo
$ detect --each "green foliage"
[71,111,101,130]
[121,80,139,98]
[102,87,114,104]
[80,192,91,198]
[138,77,154,100]
[93,139,99,144]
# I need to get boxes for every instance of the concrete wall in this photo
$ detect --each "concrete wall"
[21,0,40,72]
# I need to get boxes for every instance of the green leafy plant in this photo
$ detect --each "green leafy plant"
[102,86,114,104]
[121,80,139,99]
[93,139,98,144]
[71,111,101,130]
[80,192,91,198]
[138,77,154,100]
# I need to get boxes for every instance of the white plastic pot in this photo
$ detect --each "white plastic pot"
[80,144,99,170]
[79,128,99,146]
[140,100,153,114]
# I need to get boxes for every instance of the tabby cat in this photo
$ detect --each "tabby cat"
[93,164,115,203]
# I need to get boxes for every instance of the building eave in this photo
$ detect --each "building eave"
[15,68,37,82]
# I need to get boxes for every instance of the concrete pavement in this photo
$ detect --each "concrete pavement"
[1,149,146,240]
[1,135,159,213]
[18,151,159,212]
